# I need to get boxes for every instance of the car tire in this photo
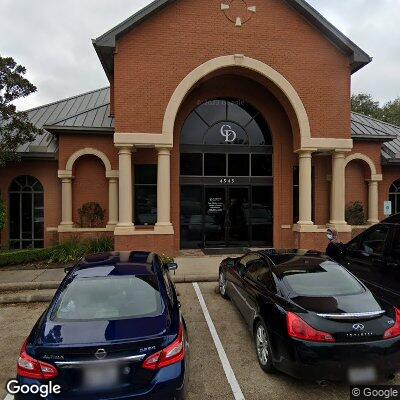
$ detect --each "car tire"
[219,270,229,299]
[254,320,275,373]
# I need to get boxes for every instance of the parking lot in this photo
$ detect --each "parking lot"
[1,282,398,400]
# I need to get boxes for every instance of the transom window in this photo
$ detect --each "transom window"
[9,176,44,249]
[389,179,400,215]
[181,99,272,146]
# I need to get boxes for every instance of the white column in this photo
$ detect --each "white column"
[367,180,379,224]
[116,147,134,229]
[107,176,119,227]
[330,151,347,226]
[60,177,73,227]
[155,147,173,233]
[297,150,313,225]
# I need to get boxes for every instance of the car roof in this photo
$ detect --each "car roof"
[257,249,326,266]
[72,251,158,278]
[382,213,400,224]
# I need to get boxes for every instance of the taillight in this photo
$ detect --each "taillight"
[17,338,58,380]
[384,308,400,339]
[142,323,185,371]
[287,312,335,343]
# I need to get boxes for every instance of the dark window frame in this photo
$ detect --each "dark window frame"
[389,179,400,215]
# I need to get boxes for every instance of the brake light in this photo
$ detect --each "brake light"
[142,323,185,370]
[384,308,400,339]
[17,338,58,380]
[287,312,335,343]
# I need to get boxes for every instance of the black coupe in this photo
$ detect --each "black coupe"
[219,249,400,383]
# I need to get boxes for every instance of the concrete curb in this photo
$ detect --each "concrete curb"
[0,277,218,304]
[0,281,60,291]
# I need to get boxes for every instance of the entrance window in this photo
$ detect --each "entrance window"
[389,179,400,215]
[9,176,44,249]
[180,98,273,248]
[135,165,157,226]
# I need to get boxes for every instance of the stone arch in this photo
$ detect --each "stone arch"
[345,153,378,179]
[65,148,112,174]
[162,54,311,148]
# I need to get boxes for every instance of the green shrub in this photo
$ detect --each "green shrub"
[160,254,174,265]
[0,196,6,231]
[345,201,366,225]
[0,236,114,267]
[78,202,106,228]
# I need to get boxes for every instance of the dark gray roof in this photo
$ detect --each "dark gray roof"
[93,0,371,78]
[16,87,400,165]
[351,112,400,164]
[18,87,114,157]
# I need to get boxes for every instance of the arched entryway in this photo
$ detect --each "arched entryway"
[389,179,400,215]
[180,98,273,249]
[9,175,44,249]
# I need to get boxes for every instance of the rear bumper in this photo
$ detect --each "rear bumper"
[14,360,187,400]
[272,334,400,382]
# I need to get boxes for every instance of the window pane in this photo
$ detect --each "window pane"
[180,153,202,176]
[9,193,20,240]
[21,193,33,239]
[204,154,226,176]
[53,276,164,321]
[135,186,157,225]
[180,186,203,249]
[135,165,157,184]
[360,226,389,255]
[252,154,272,176]
[181,111,208,144]
[228,154,249,176]
[251,186,273,244]
[196,100,226,125]
[227,101,253,126]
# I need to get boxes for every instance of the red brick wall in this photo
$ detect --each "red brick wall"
[0,160,60,248]
[113,0,351,142]
[345,160,369,221]
[72,155,109,227]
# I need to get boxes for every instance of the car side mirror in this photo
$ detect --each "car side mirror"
[166,262,178,272]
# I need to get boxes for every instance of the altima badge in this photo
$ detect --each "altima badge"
[95,348,107,360]
[352,323,365,331]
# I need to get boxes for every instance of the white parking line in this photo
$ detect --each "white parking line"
[193,283,245,400]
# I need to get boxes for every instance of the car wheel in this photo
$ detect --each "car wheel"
[219,270,229,299]
[254,321,275,373]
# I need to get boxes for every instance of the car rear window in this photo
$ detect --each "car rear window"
[53,275,164,321]
[279,260,363,297]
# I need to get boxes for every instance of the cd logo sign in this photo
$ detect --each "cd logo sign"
[220,124,237,143]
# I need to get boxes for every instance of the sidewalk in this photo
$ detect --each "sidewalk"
[0,255,226,288]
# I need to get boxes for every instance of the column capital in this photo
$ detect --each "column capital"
[332,150,347,159]
[118,146,134,156]
[155,146,172,154]
[58,170,73,179]
[296,148,316,157]
[106,170,119,179]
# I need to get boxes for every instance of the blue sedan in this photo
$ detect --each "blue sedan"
[15,251,189,400]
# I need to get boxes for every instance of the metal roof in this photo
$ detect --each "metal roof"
[16,87,114,157]
[13,87,400,165]
[93,0,371,78]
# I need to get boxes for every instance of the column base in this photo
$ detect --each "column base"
[367,219,379,225]
[58,223,74,232]
[114,224,135,236]
[328,222,352,232]
[155,223,174,235]
[106,223,117,230]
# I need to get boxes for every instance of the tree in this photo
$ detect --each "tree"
[382,98,400,127]
[351,93,382,120]
[0,55,42,166]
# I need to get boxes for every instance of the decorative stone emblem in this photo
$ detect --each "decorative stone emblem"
[221,0,256,27]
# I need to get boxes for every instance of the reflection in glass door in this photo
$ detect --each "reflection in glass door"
[204,187,226,246]
[227,187,249,245]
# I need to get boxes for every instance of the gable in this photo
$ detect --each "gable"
[93,0,371,78]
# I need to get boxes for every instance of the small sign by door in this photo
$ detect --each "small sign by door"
[384,201,392,216]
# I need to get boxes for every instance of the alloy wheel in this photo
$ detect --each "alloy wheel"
[256,325,269,366]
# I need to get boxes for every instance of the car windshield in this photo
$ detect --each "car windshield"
[53,275,164,321]
[278,259,363,297]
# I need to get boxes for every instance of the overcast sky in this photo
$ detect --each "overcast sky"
[1,0,400,110]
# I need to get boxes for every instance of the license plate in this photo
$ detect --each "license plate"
[348,366,377,384]
[83,365,119,390]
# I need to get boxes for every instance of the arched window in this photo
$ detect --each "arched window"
[181,99,272,146]
[9,176,44,249]
[389,179,400,215]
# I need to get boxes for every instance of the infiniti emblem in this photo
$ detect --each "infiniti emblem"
[220,124,237,143]
[95,348,107,360]
[353,323,365,331]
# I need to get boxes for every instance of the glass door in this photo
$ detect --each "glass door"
[204,187,226,247]
[227,187,250,246]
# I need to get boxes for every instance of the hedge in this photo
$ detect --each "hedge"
[0,236,114,267]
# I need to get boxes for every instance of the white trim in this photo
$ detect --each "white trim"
[65,147,112,172]
[193,283,245,400]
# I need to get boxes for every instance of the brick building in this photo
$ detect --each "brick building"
[1,0,400,255]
